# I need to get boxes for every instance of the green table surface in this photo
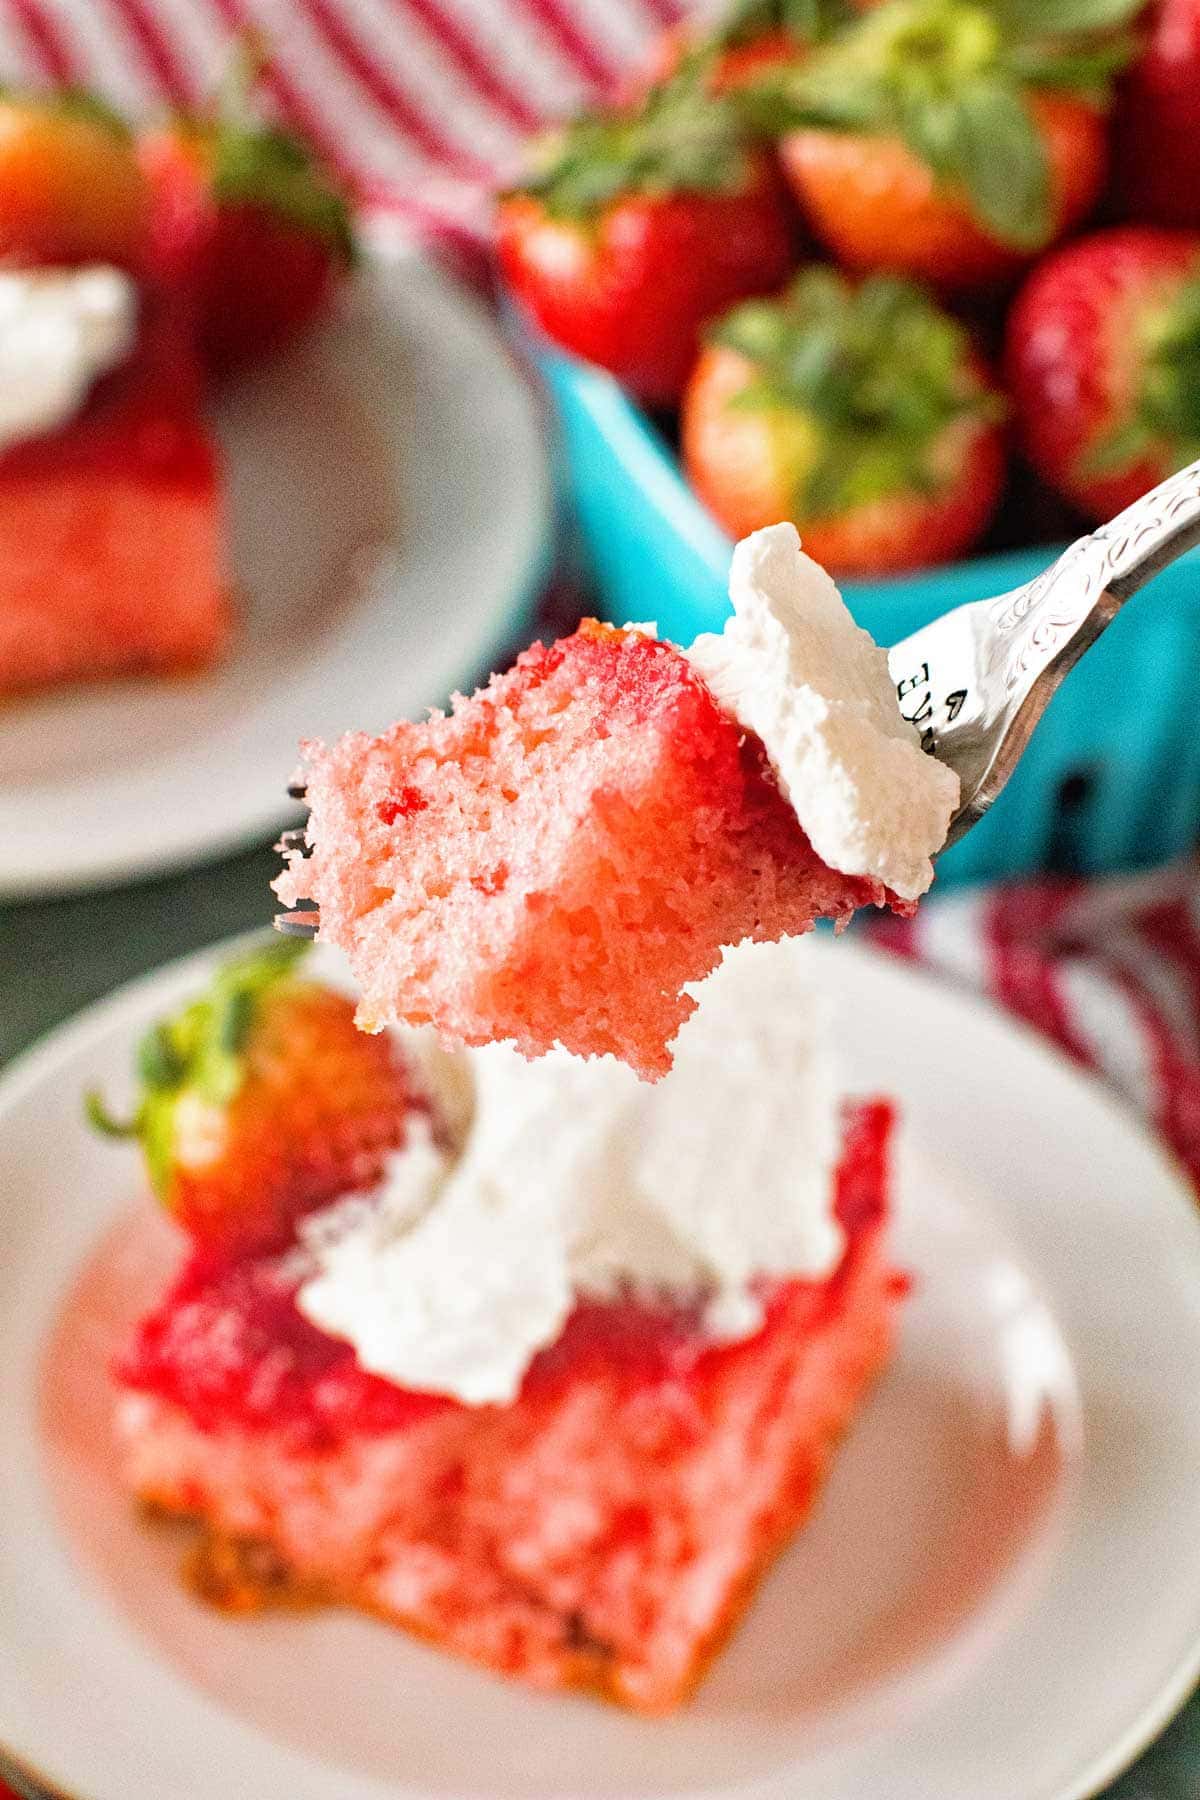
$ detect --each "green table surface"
[2,840,1199,1799]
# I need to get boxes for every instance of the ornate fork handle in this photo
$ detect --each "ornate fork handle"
[888,455,1200,848]
[988,456,1200,697]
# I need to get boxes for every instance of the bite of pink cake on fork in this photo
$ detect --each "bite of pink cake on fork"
[276,527,958,1078]
[277,621,907,1078]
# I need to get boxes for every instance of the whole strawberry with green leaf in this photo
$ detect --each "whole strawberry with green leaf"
[139,78,355,373]
[745,0,1144,292]
[682,268,1006,574]
[1006,225,1200,521]
[497,72,796,405]
[88,939,414,1261]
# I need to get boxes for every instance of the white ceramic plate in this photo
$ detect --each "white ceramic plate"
[3,936,1200,1800]
[0,241,550,898]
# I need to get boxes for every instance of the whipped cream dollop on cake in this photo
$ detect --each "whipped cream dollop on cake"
[0,265,137,452]
[688,523,959,902]
[298,941,843,1405]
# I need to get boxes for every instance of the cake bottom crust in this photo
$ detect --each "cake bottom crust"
[116,1222,898,1714]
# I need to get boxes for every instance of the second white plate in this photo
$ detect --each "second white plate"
[0,243,551,898]
[2,937,1200,1800]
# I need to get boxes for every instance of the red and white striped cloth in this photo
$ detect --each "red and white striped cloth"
[2,0,1200,1209]
[0,0,688,264]
[867,861,1200,1193]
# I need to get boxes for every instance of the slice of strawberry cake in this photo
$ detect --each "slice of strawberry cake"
[276,524,958,1077]
[102,938,905,1713]
[0,267,230,698]
[117,1103,896,1712]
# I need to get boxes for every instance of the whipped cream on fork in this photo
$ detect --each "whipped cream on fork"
[688,524,960,901]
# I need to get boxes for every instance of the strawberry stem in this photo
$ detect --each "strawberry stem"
[713,269,1001,515]
[516,62,755,216]
[84,1090,139,1139]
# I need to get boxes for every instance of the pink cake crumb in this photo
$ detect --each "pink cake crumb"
[276,622,911,1078]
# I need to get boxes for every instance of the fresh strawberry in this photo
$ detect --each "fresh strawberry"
[139,102,354,372]
[87,939,414,1260]
[1005,225,1200,522]
[779,93,1106,292]
[0,89,148,268]
[681,268,1005,575]
[1113,0,1200,227]
[496,73,796,405]
[745,0,1140,292]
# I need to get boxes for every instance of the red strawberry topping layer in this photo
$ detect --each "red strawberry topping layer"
[119,1101,892,1449]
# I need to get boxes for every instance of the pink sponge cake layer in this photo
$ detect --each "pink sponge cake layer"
[276,621,910,1078]
[115,1103,902,1713]
[0,305,230,698]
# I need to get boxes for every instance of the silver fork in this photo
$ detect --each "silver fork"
[888,455,1200,848]
[276,457,1200,937]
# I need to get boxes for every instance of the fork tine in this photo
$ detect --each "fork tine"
[274,908,321,939]
[287,781,308,801]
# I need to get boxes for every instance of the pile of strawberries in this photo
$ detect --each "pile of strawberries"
[0,67,353,372]
[497,0,1200,577]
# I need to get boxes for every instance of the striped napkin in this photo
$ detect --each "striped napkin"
[868,861,1200,1195]
[0,0,685,259]
[0,6,1197,1796]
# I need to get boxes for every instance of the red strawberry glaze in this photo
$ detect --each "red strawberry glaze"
[116,1254,448,1444]
[118,1103,892,1450]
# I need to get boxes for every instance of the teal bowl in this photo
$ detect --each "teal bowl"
[536,339,1200,887]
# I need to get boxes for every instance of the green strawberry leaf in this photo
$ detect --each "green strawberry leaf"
[712,269,1002,517]
[1005,33,1138,94]
[169,38,356,260]
[137,1022,187,1091]
[921,77,1050,248]
[737,49,889,133]
[87,937,312,1189]
[737,0,1132,246]
[710,0,853,48]
[518,70,754,216]
[52,87,133,137]
[212,121,356,262]
[0,85,133,137]
[1144,275,1200,443]
[1083,271,1200,480]
[994,0,1146,34]
[1081,418,1157,478]
[140,1098,179,1201]
[184,936,309,1106]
